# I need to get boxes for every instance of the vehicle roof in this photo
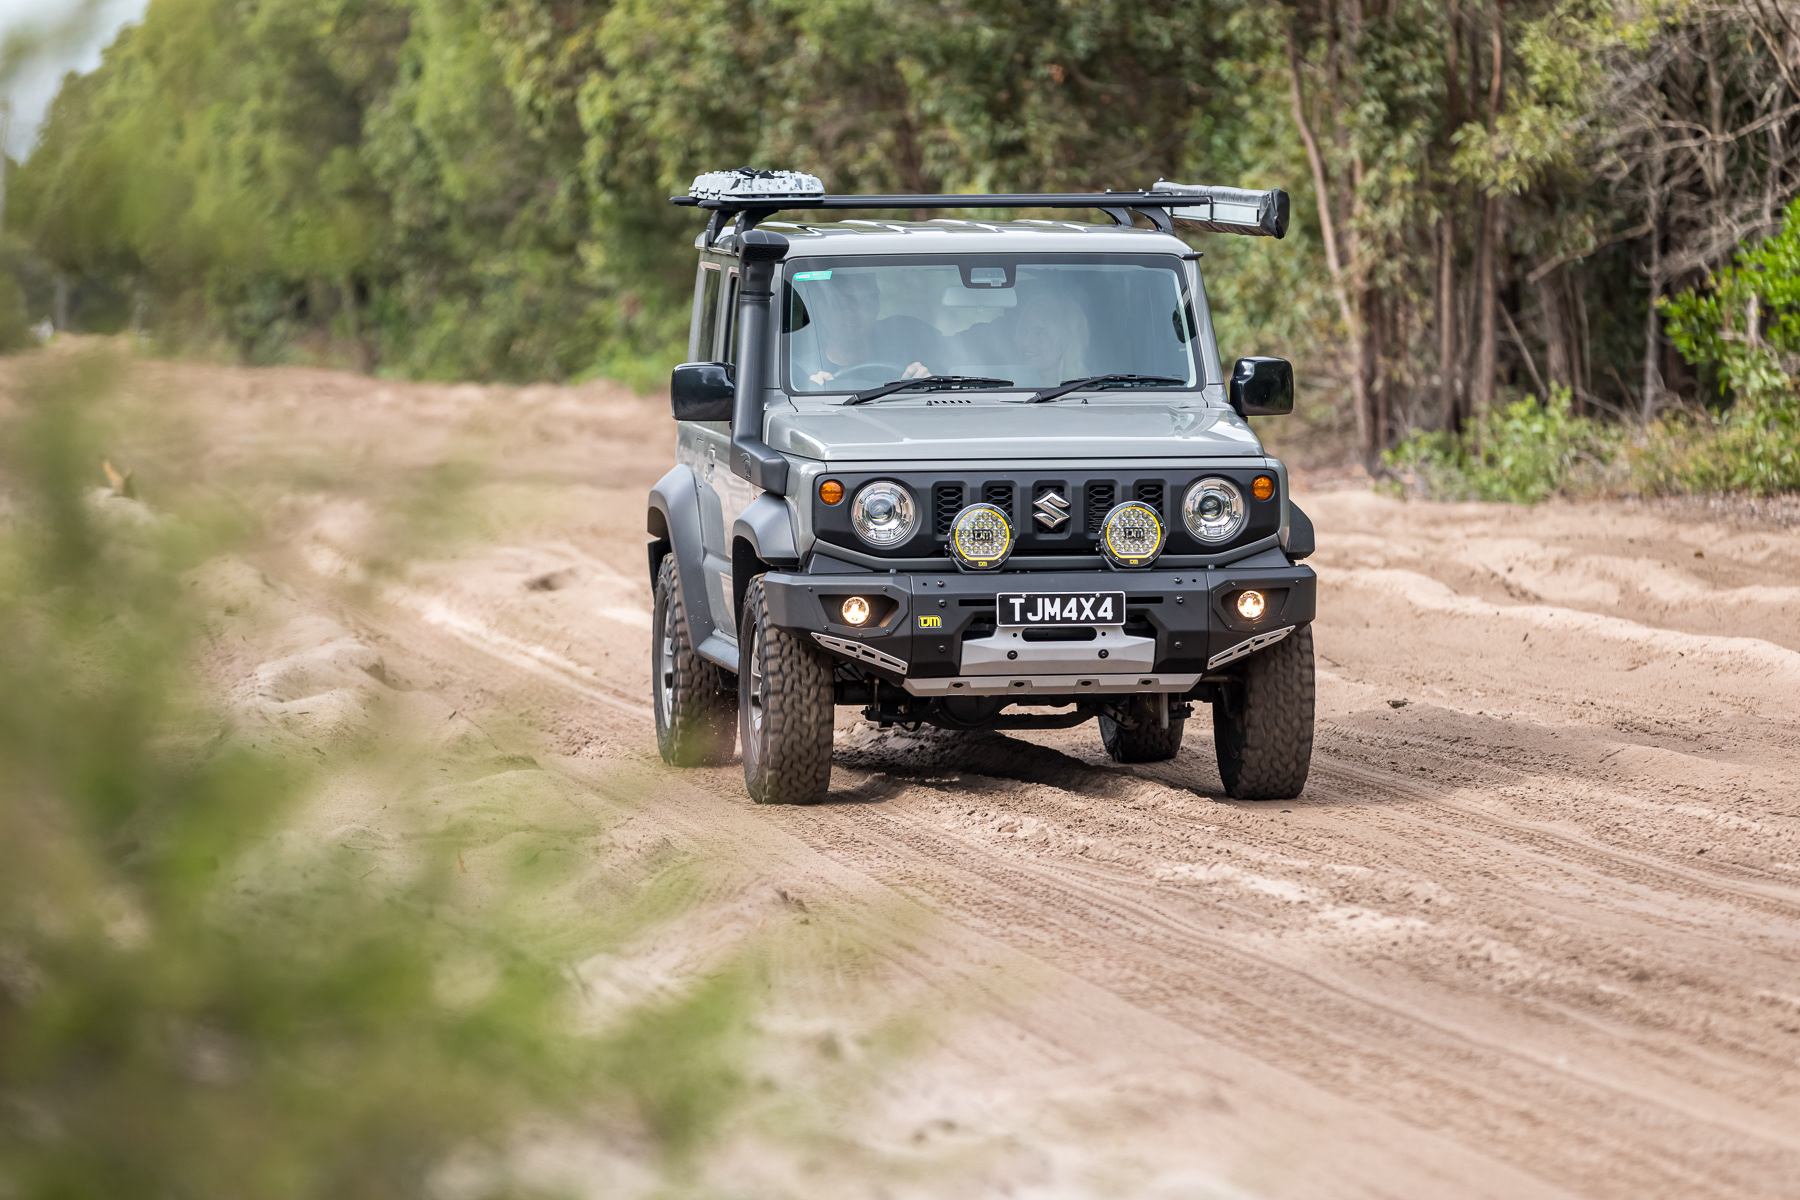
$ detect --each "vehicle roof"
[708,218,1196,259]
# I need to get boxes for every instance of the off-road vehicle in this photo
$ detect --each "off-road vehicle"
[647,169,1316,804]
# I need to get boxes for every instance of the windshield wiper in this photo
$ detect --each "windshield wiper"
[1026,374,1187,404]
[844,376,1014,406]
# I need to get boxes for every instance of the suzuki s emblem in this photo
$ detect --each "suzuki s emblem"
[1033,488,1071,530]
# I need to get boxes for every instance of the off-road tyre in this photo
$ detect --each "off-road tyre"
[738,575,834,805]
[651,555,736,766]
[1099,694,1186,763]
[1212,623,1315,800]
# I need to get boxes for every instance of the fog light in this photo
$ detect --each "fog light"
[819,479,845,505]
[1252,475,1275,501]
[1236,590,1267,620]
[841,596,872,626]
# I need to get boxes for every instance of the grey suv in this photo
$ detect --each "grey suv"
[647,171,1316,804]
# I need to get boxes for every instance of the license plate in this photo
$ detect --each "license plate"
[996,591,1126,627]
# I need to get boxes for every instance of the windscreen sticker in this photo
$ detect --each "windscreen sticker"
[792,270,833,281]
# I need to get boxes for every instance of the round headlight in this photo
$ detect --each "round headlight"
[948,503,1014,571]
[1100,501,1166,568]
[1183,478,1247,544]
[851,481,917,547]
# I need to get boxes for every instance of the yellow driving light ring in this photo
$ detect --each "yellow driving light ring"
[948,502,1015,571]
[1100,501,1166,569]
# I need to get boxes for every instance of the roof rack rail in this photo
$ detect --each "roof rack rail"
[671,175,1289,241]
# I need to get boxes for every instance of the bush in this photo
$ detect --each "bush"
[1383,385,1625,502]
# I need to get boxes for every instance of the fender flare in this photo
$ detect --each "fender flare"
[646,465,720,648]
[730,492,799,628]
[1282,501,1315,561]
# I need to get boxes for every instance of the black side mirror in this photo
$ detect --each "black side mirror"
[670,361,735,422]
[1229,356,1294,417]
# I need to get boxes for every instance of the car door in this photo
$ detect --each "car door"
[681,261,750,646]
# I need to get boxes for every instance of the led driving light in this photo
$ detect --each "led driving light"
[1100,502,1166,568]
[819,479,845,505]
[1236,590,1267,620]
[1251,474,1276,501]
[948,503,1014,571]
[851,481,917,548]
[840,596,872,626]
[1183,478,1247,544]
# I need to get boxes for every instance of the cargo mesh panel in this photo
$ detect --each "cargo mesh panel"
[933,483,964,536]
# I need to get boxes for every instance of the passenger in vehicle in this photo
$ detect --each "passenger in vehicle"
[1013,292,1091,386]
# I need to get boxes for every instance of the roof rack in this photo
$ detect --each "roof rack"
[670,172,1289,242]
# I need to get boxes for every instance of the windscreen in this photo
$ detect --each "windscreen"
[781,253,1202,394]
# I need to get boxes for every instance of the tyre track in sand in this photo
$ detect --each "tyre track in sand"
[203,358,1799,1200]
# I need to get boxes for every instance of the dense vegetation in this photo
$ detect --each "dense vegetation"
[4,0,1798,485]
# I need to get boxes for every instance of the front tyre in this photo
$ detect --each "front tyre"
[1099,694,1186,763]
[738,575,835,805]
[652,555,736,766]
[1213,624,1315,800]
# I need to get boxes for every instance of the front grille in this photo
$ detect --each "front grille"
[1134,480,1165,514]
[1085,482,1116,534]
[933,483,964,535]
[982,481,1015,521]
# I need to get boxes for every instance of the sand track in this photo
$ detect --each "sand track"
[116,359,1800,1197]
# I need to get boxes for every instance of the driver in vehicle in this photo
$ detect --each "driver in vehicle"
[794,271,938,386]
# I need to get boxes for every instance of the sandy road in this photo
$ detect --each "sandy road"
[125,359,1800,1197]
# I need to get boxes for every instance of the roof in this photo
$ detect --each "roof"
[707,218,1196,258]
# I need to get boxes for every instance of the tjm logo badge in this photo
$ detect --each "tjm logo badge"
[917,614,943,628]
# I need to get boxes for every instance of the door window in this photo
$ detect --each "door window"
[692,265,723,361]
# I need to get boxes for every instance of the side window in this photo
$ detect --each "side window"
[691,265,722,361]
[720,270,741,364]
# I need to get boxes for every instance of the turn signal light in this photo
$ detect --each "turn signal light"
[819,479,845,505]
[1251,475,1275,501]
[840,596,872,626]
[1236,590,1267,620]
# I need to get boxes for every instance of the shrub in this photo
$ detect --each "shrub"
[1383,385,1625,502]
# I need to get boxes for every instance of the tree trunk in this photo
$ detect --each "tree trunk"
[1473,2,1505,418]
[1642,138,1665,420]
[1288,24,1374,461]
[1438,215,1461,428]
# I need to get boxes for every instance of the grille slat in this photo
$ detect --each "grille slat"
[1085,482,1116,534]
[933,483,964,536]
[1134,480,1165,514]
[982,482,1015,522]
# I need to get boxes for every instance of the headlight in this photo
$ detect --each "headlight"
[851,481,917,547]
[1100,501,1166,568]
[1183,478,1247,544]
[948,503,1014,571]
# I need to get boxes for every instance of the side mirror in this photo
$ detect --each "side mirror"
[1229,357,1294,417]
[670,361,735,422]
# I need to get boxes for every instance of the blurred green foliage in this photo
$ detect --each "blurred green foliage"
[3,0,1796,497]
[5,0,1312,386]
[0,353,773,1198]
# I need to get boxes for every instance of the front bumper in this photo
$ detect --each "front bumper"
[758,559,1316,697]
